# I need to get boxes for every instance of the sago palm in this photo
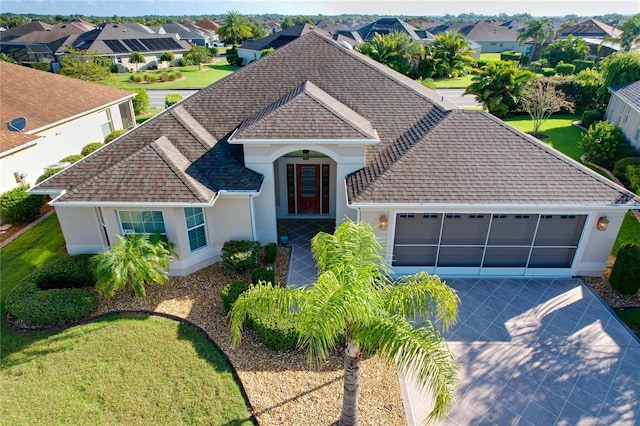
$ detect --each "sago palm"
[92,234,171,297]
[230,219,459,425]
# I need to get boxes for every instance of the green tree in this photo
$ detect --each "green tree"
[519,78,574,135]
[159,51,175,64]
[541,35,589,67]
[59,47,110,82]
[618,14,640,52]
[230,219,459,425]
[599,52,640,90]
[249,21,268,39]
[260,47,275,57]
[578,121,624,167]
[218,10,252,45]
[92,234,171,297]
[128,52,146,72]
[0,53,17,64]
[281,16,296,29]
[183,44,213,70]
[132,89,149,115]
[356,31,424,75]
[465,61,535,117]
[428,30,475,78]
[517,19,555,61]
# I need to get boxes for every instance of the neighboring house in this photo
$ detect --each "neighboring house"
[0,21,53,41]
[65,22,192,71]
[157,23,214,46]
[33,30,639,279]
[428,21,519,54]
[335,17,436,46]
[237,23,317,65]
[606,80,640,150]
[555,19,623,59]
[0,62,136,193]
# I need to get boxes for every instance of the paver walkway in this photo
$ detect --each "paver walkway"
[401,278,640,425]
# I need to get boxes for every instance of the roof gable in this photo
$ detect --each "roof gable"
[230,81,378,142]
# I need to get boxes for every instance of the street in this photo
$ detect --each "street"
[435,88,481,108]
[147,89,198,108]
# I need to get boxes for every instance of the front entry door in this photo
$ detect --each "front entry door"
[296,164,320,214]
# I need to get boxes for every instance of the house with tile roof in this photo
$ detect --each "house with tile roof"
[237,23,317,65]
[1,62,135,193]
[606,80,640,150]
[335,17,436,47]
[32,30,639,278]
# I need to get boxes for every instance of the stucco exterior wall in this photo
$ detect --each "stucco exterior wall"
[56,206,107,254]
[1,101,134,193]
[573,210,625,276]
[237,48,260,65]
[475,40,522,53]
[606,94,640,150]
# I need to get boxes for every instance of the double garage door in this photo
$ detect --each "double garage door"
[393,213,586,274]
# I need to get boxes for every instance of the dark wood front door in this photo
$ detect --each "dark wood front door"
[296,164,320,214]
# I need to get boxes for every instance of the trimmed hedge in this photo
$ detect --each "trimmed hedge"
[609,244,640,295]
[572,59,594,72]
[221,240,260,272]
[627,165,640,193]
[613,157,640,180]
[5,255,97,326]
[251,266,275,285]
[81,142,103,156]
[541,68,556,77]
[616,140,640,162]
[220,280,249,312]
[104,129,127,143]
[249,310,299,351]
[555,62,575,75]
[165,93,182,108]
[60,154,83,164]
[36,167,64,184]
[581,110,603,128]
[0,186,46,223]
[264,242,278,263]
[500,51,521,61]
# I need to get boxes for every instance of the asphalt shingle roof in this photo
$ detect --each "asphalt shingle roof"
[35,30,638,208]
[609,80,640,112]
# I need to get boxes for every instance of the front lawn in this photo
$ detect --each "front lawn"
[479,53,502,62]
[104,62,238,90]
[431,74,475,89]
[0,213,66,303]
[0,313,253,425]
[616,308,640,338]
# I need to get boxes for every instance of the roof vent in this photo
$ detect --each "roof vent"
[6,117,27,132]
[340,40,353,50]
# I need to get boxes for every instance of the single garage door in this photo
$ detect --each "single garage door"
[393,213,586,274]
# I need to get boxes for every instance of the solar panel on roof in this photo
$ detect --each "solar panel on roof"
[104,39,128,53]
[123,39,148,52]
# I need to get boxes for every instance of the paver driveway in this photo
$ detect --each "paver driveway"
[401,278,639,426]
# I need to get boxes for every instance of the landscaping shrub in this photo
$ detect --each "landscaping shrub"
[59,154,83,164]
[165,93,182,108]
[500,51,521,61]
[36,167,64,184]
[132,89,149,115]
[572,59,594,72]
[221,240,260,272]
[159,72,170,82]
[528,61,544,73]
[144,73,158,82]
[169,71,182,80]
[178,57,191,67]
[251,266,275,285]
[129,73,144,83]
[264,242,278,263]
[81,142,103,156]
[249,310,299,351]
[581,110,603,128]
[104,129,127,143]
[615,140,640,162]
[613,157,640,180]
[21,62,50,72]
[0,186,46,223]
[519,54,530,65]
[555,62,575,75]
[578,121,624,167]
[626,165,640,194]
[541,68,556,77]
[5,255,97,326]
[475,59,489,68]
[220,280,249,312]
[609,243,640,295]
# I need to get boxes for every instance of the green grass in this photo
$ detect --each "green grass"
[104,62,238,90]
[0,313,253,425]
[479,53,502,62]
[431,74,475,89]
[136,107,163,124]
[0,213,66,303]
[612,211,640,255]
[616,308,640,338]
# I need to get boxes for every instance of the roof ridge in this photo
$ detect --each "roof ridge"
[151,136,215,203]
[170,105,217,149]
[475,110,639,204]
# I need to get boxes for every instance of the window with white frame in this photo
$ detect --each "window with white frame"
[118,210,166,235]
[184,207,207,251]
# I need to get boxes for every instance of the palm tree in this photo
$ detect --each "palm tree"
[92,234,171,297]
[218,10,252,45]
[517,19,555,61]
[356,31,424,76]
[430,31,475,78]
[230,219,459,425]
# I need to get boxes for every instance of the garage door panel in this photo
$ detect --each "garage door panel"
[441,214,490,245]
[534,215,586,246]
[483,247,530,267]
[528,247,577,268]
[395,214,441,244]
[488,214,537,245]
[393,246,437,266]
[438,246,484,267]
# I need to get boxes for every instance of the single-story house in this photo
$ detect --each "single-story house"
[606,80,640,150]
[1,62,136,193]
[336,17,436,47]
[33,30,639,278]
[237,23,316,65]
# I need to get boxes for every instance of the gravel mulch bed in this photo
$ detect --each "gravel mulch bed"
[91,247,406,426]
[583,256,640,309]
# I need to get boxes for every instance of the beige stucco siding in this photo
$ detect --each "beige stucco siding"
[606,94,640,150]
[55,206,107,254]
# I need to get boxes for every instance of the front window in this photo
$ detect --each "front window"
[118,210,166,235]
[184,207,207,251]
[119,102,134,129]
